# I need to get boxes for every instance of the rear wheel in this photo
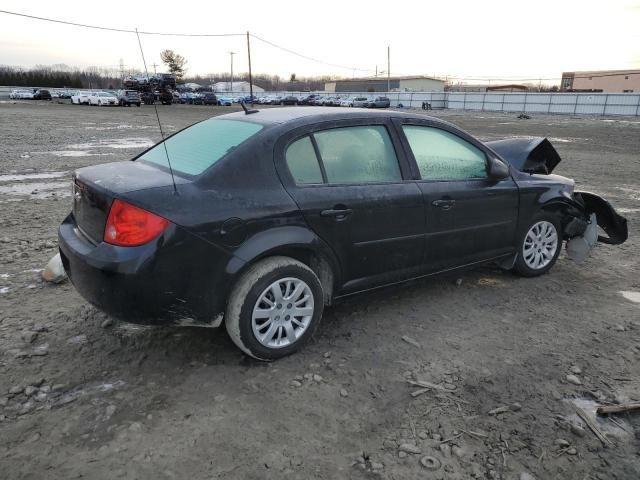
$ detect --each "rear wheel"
[225,257,324,361]
[513,214,562,277]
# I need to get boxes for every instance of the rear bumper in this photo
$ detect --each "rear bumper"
[58,214,237,326]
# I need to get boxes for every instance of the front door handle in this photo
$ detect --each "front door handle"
[320,208,353,219]
[432,199,456,210]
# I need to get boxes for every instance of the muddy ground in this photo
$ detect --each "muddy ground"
[0,102,639,480]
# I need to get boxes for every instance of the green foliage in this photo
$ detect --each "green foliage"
[160,50,187,80]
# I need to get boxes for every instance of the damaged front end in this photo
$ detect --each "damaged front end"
[487,136,629,263]
[563,191,628,262]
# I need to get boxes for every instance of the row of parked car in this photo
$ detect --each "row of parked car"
[10,87,391,109]
[9,88,55,100]
[255,94,391,108]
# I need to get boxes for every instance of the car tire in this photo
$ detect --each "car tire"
[225,256,324,361]
[512,213,562,277]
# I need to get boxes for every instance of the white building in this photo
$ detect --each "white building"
[211,81,264,93]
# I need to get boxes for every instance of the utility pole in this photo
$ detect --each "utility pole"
[387,45,390,92]
[229,51,236,93]
[151,63,159,74]
[246,32,253,104]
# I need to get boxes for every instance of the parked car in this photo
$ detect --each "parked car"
[9,89,34,99]
[88,91,118,106]
[281,96,299,105]
[115,90,141,107]
[217,97,232,106]
[201,93,218,105]
[58,108,627,360]
[33,89,52,100]
[190,93,205,105]
[340,97,354,107]
[300,93,318,105]
[71,91,92,105]
[55,89,74,99]
[352,96,371,108]
[367,96,391,108]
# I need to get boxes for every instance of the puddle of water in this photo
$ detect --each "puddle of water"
[566,397,633,443]
[85,124,155,131]
[66,138,155,150]
[549,137,573,143]
[0,181,70,198]
[620,291,640,304]
[0,287,9,294]
[32,150,115,158]
[618,208,640,214]
[0,172,67,183]
[22,268,43,273]
[0,273,10,279]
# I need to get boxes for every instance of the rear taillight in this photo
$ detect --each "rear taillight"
[103,199,169,247]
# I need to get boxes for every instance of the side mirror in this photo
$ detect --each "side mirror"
[488,157,510,180]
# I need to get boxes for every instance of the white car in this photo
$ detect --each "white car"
[9,89,35,99]
[71,91,92,105]
[88,91,118,106]
[352,96,371,108]
[339,97,354,107]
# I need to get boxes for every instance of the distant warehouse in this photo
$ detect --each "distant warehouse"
[325,76,445,93]
[561,69,640,93]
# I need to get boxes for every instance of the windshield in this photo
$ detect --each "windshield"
[138,118,264,176]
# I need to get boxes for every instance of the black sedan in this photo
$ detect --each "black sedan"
[59,108,627,360]
[33,89,52,100]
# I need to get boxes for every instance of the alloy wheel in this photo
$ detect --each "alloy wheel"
[523,221,559,270]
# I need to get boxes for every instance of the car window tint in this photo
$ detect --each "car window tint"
[314,126,401,184]
[285,136,323,184]
[403,126,487,180]
[138,118,263,176]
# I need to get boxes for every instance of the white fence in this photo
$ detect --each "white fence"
[2,86,639,116]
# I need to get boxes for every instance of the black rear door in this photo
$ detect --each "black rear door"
[275,119,425,293]
[394,119,519,271]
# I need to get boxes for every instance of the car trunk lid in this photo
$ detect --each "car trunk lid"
[72,161,188,243]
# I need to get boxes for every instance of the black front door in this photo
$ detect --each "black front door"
[276,121,425,292]
[395,121,519,271]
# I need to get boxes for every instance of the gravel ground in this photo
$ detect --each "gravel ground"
[0,102,639,480]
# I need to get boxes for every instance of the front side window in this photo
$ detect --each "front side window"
[139,118,263,176]
[285,136,323,184]
[314,126,401,184]
[402,126,487,181]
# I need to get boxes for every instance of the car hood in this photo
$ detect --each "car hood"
[485,137,561,174]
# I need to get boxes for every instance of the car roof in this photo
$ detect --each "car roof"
[220,106,440,127]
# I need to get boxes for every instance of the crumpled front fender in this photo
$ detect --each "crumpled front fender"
[574,191,628,245]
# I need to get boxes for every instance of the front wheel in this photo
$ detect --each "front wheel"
[512,215,562,277]
[225,257,324,361]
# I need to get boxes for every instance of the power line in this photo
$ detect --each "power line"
[0,9,244,36]
[249,34,374,73]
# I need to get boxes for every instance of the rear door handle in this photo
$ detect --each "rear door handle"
[431,199,456,210]
[320,208,353,219]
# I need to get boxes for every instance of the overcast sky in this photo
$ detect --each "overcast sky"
[1,0,639,83]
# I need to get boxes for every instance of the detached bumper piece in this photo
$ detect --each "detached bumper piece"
[576,191,628,245]
[565,191,628,263]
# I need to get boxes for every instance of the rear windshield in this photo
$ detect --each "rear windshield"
[138,118,263,176]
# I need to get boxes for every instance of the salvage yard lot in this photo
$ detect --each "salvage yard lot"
[0,102,639,479]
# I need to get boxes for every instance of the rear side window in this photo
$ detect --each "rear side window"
[138,118,263,176]
[402,126,487,181]
[314,126,401,184]
[285,136,323,184]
